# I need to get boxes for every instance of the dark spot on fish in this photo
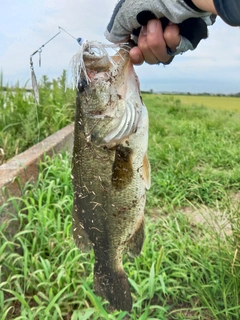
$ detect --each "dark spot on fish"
[132,199,138,207]
[112,145,133,190]
[78,79,88,92]
[91,110,103,116]
[117,206,130,213]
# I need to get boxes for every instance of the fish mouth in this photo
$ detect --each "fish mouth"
[71,41,133,86]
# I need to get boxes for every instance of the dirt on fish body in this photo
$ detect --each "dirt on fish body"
[71,41,150,311]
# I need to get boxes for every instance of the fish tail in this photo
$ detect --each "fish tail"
[94,261,132,311]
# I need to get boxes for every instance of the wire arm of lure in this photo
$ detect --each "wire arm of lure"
[58,26,85,45]
[30,30,61,58]
[29,26,84,104]
[29,29,62,104]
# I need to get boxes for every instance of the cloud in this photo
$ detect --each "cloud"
[0,0,116,85]
[0,2,239,93]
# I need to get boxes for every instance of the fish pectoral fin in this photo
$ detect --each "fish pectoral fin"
[142,153,151,190]
[112,146,133,190]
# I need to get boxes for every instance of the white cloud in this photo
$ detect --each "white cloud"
[0,0,116,85]
[0,2,239,93]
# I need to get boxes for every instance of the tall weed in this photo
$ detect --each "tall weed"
[0,70,75,163]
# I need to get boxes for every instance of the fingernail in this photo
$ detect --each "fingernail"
[148,20,157,33]
[141,26,147,36]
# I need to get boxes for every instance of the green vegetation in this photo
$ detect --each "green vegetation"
[1,92,240,319]
[144,94,240,209]
[0,71,75,163]
[164,94,240,114]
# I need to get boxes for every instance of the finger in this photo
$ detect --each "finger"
[163,24,181,53]
[138,19,171,64]
[129,47,144,65]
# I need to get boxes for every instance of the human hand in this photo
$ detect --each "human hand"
[130,19,181,65]
[105,0,213,65]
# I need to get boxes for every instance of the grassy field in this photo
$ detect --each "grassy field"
[0,71,75,163]
[164,94,240,114]
[1,93,240,319]
[1,71,239,163]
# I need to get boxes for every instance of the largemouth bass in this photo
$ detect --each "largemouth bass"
[71,41,150,311]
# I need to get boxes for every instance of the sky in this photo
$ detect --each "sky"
[0,0,240,94]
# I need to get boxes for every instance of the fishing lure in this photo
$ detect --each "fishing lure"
[30,26,84,103]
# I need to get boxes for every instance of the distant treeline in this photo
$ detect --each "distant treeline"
[141,90,240,97]
[2,86,240,97]
[1,86,32,92]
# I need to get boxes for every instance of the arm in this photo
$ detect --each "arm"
[193,0,240,26]
[212,0,240,26]
[192,0,217,14]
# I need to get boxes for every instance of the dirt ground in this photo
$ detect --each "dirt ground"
[181,193,240,237]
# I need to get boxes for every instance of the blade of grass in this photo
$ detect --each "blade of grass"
[44,283,71,314]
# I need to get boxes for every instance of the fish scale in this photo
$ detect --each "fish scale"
[71,41,150,311]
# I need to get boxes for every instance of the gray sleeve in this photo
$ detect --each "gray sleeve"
[213,0,240,26]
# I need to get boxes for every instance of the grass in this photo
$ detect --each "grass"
[1,93,240,319]
[0,71,75,163]
[144,94,240,209]
[164,94,240,114]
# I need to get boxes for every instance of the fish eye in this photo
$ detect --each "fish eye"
[78,79,88,92]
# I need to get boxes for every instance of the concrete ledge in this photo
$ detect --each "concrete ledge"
[0,123,74,236]
[0,123,74,204]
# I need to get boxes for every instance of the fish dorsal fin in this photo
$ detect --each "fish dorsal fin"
[142,153,151,190]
